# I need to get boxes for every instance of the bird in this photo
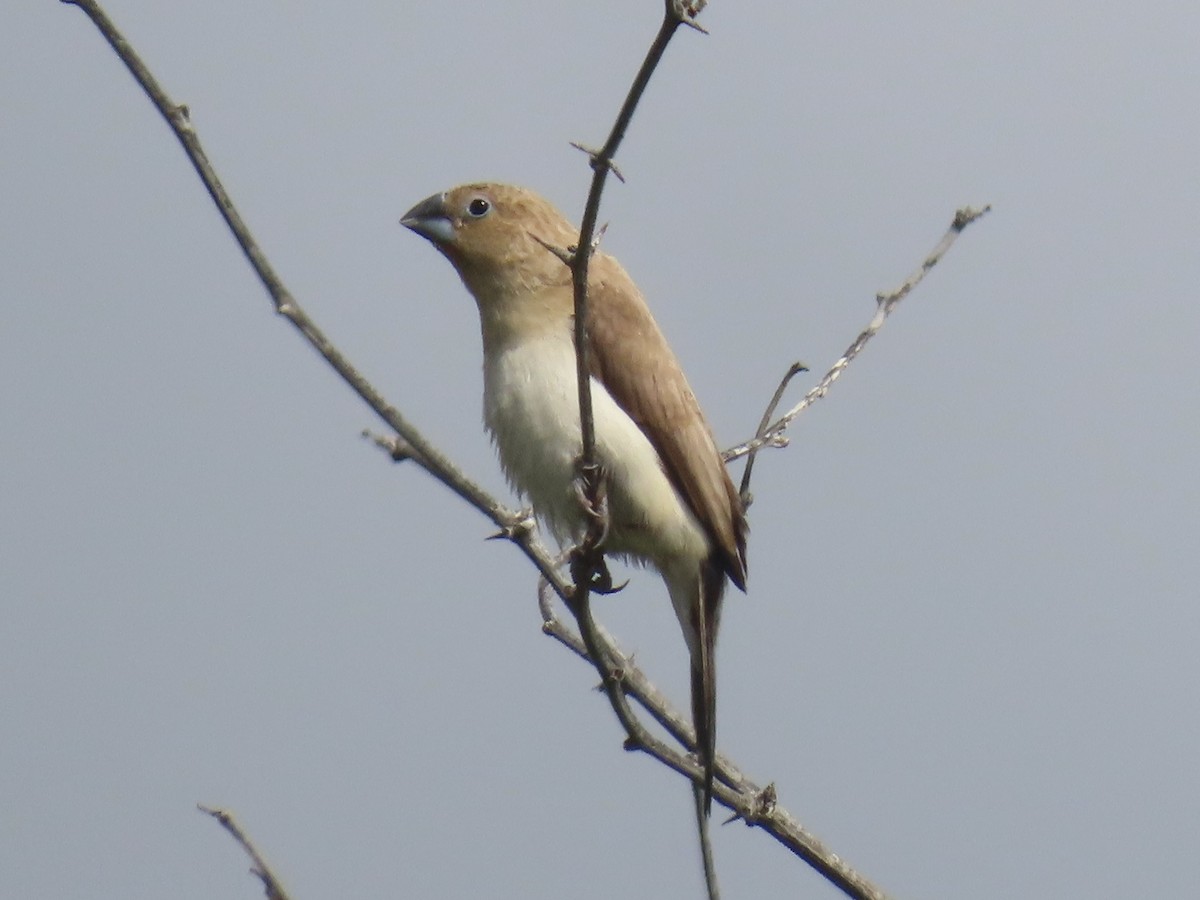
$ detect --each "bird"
[401,183,747,812]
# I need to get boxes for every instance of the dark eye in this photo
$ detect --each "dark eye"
[467,197,490,218]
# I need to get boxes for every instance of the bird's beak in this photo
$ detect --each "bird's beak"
[401,192,456,245]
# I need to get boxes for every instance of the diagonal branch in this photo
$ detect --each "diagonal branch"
[55,0,513,539]
[60,2,945,899]
[538,584,889,900]
[725,205,992,467]
[198,805,292,900]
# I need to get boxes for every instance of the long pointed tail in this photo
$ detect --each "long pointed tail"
[691,649,717,814]
[691,558,726,815]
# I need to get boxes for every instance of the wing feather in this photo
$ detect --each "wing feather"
[585,255,747,588]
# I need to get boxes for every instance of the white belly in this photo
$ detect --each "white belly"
[482,335,709,570]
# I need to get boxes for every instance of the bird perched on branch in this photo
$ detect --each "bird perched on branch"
[401,183,747,812]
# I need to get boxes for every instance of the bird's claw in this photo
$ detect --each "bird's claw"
[572,464,611,546]
[567,547,626,595]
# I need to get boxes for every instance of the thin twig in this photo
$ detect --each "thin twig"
[724,205,992,464]
[558,7,721,897]
[198,805,292,900]
[57,0,513,541]
[565,4,692,597]
[738,361,808,502]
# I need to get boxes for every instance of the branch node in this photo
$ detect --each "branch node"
[954,204,992,230]
[669,0,710,33]
[569,141,626,182]
[362,428,414,463]
[751,782,779,825]
[529,231,574,266]
[722,782,778,827]
[487,510,537,542]
[593,221,610,251]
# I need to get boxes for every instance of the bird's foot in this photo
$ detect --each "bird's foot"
[572,462,610,543]
[568,546,627,596]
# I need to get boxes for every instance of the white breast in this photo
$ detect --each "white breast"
[482,334,709,571]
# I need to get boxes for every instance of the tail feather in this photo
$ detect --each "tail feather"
[691,650,717,814]
[691,557,726,816]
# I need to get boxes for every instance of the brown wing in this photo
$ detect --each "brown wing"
[585,255,747,589]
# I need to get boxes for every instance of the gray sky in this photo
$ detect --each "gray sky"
[4,2,1198,898]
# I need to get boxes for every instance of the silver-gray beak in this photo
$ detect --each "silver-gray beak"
[401,191,455,244]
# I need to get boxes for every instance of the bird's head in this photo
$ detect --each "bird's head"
[401,183,578,308]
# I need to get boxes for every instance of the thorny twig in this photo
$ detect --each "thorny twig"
[59,3,988,899]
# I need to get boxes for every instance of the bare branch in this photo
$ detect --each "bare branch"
[198,805,292,900]
[557,8,725,895]
[58,0,583,603]
[63,3,906,898]
[724,205,992,465]
[565,5,696,601]
[537,587,890,900]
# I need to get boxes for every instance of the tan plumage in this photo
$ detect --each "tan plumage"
[402,183,747,811]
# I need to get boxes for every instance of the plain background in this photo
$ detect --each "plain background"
[4,2,1198,898]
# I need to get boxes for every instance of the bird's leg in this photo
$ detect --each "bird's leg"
[568,459,628,595]
[572,459,610,545]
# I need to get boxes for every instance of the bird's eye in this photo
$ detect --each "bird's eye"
[467,197,491,218]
